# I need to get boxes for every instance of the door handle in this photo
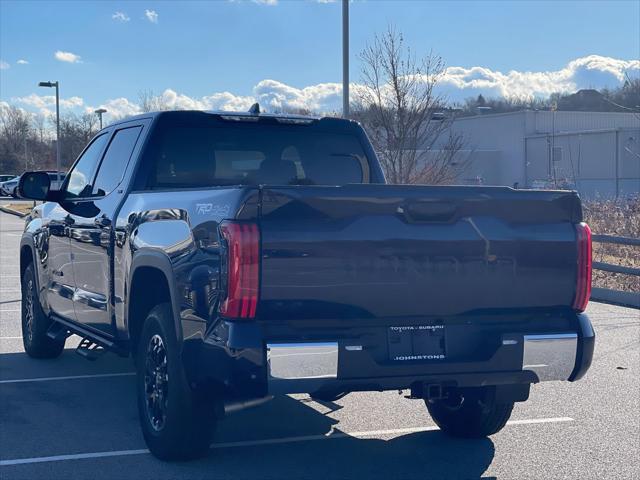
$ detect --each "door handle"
[94,215,112,228]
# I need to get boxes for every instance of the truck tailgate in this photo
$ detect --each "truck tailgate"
[258,185,581,320]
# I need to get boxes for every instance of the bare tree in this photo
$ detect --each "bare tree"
[0,104,32,173]
[0,106,101,173]
[57,112,99,169]
[138,89,171,113]
[32,113,48,144]
[353,26,467,184]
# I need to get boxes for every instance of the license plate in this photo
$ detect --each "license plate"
[388,324,446,361]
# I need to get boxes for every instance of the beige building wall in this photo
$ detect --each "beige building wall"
[439,111,640,198]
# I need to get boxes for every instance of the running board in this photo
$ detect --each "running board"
[76,337,106,361]
[46,322,71,343]
[49,314,127,358]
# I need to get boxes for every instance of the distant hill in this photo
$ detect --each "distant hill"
[458,80,639,117]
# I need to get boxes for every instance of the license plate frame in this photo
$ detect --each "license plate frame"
[387,324,446,361]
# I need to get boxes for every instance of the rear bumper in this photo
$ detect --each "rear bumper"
[193,312,595,397]
[265,313,595,395]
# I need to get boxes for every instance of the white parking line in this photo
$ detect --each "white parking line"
[0,417,574,466]
[0,372,135,384]
[0,449,150,467]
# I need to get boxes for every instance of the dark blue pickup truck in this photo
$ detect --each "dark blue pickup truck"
[18,109,594,460]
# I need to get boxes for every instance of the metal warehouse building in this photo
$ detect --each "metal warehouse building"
[448,111,640,198]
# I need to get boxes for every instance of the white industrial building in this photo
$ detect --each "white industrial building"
[446,111,640,198]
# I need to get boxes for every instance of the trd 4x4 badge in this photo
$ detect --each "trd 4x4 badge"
[196,203,230,217]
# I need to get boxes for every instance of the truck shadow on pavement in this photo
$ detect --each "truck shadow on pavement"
[209,394,496,479]
[1,351,496,479]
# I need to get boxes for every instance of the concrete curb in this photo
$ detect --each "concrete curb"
[592,287,640,309]
[0,206,29,218]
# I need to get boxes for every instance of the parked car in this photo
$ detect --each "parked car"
[17,109,594,461]
[45,171,66,191]
[1,175,20,197]
[3,171,65,197]
[0,174,17,183]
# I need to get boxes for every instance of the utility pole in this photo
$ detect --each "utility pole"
[342,0,349,118]
[38,81,61,183]
[55,83,60,183]
[551,102,557,187]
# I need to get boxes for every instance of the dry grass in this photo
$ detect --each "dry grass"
[5,202,34,216]
[583,197,640,293]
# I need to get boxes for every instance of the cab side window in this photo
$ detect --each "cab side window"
[92,126,143,196]
[64,133,109,199]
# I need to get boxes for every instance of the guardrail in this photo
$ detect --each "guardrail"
[591,234,640,308]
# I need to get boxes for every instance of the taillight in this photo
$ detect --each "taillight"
[573,222,592,312]
[218,221,260,319]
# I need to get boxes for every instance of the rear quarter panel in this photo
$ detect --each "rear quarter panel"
[113,187,260,344]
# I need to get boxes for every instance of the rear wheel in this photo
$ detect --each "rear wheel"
[425,387,514,438]
[136,303,216,461]
[21,263,65,358]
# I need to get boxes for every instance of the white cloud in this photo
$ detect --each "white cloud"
[254,79,342,111]
[16,59,29,65]
[253,0,278,4]
[9,55,639,121]
[0,60,9,70]
[153,88,255,111]
[13,93,84,110]
[86,97,142,121]
[54,50,81,63]
[112,11,130,22]
[202,92,256,111]
[437,55,640,101]
[61,97,84,108]
[144,9,159,23]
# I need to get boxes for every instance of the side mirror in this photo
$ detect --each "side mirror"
[18,172,51,201]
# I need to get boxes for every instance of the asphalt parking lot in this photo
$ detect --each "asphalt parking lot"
[0,209,638,479]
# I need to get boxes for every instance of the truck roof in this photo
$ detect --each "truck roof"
[107,109,358,130]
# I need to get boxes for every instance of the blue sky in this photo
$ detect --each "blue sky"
[1,0,639,119]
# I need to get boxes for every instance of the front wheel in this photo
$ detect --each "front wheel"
[425,387,514,438]
[21,263,65,358]
[136,303,216,461]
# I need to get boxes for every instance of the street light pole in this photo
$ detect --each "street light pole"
[94,108,107,130]
[342,0,349,118]
[55,82,60,185]
[39,81,61,184]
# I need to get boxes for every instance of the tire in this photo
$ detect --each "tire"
[425,387,514,438]
[136,303,216,461]
[21,263,65,358]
